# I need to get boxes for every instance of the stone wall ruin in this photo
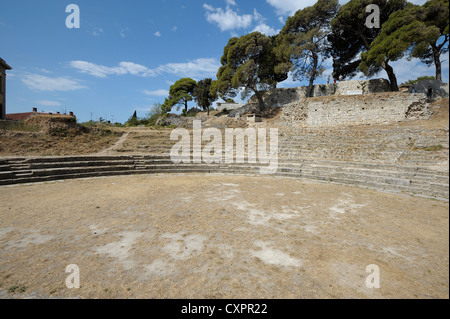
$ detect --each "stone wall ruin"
[280,92,431,127]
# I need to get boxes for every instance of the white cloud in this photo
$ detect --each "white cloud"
[22,74,86,91]
[252,23,280,36]
[156,58,221,78]
[70,58,220,79]
[120,62,154,76]
[35,100,62,107]
[134,107,153,113]
[155,31,161,37]
[266,1,356,18]
[120,28,130,38]
[92,27,104,36]
[203,3,254,31]
[278,71,297,88]
[408,0,427,4]
[69,61,156,78]
[35,68,52,74]
[143,89,169,96]
[266,0,316,16]
[70,61,119,78]
[204,3,279,37]
[172,26,178,32]
[203,3,215,11]
[390,53,449,84]
[253,8,264,23]
[319,57,334,82]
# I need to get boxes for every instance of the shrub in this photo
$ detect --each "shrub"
[1,121,40,132]
[405,76,436,85]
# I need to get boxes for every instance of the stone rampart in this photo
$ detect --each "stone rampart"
[280,92,430,127]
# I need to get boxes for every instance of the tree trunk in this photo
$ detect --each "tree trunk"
[307,53,318,98]
[184,100,188,116]
[433,47,442,81]
[307,73,316,98]
[253,90,267,111]
[383,62,399,92]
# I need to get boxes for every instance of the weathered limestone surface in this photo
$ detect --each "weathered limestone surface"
[333,79,391,95]
[216,103,244,112]
[280,92,430,127]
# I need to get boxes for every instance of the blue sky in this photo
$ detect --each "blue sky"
[0,0,447,123]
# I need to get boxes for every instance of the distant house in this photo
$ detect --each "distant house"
[0,58,12,120]
[6,107,75,121]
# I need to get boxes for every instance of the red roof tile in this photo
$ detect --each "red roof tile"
[6,112,35,121]
[6,112,74,121]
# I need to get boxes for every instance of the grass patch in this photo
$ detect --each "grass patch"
[1,121,40,132]
[8,285,27,294]
[412,144,444,152]
[423,145,444,152]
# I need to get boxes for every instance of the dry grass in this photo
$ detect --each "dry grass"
[0,115,125,156]
[0,128,122,156]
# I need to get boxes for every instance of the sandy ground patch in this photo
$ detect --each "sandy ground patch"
[0,174,448,299]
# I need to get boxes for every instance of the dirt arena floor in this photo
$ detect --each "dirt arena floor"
[0,174,448,299]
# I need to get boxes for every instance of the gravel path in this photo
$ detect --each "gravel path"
[96,132,130,155]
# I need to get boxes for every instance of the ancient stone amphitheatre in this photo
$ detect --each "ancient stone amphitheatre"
[0,94,448,299]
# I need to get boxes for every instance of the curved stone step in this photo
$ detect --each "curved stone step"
[0,155,447,201]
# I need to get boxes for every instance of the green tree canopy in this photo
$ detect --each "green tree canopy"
[359,2,440,90]
[162,78,197,115]
[125,110,139,126]
[193,78,216,116]
[410,0,449,81]
[329,0,406,90]
[277,0,339,97]
[211,32,289,110]
[405,75,435,84]
[145,102,163,126]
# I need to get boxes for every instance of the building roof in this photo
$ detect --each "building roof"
[6,112,36,121]
[0,58,12,70]
[6,112,75,121]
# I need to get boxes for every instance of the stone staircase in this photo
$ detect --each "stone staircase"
[0,125,448,201]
